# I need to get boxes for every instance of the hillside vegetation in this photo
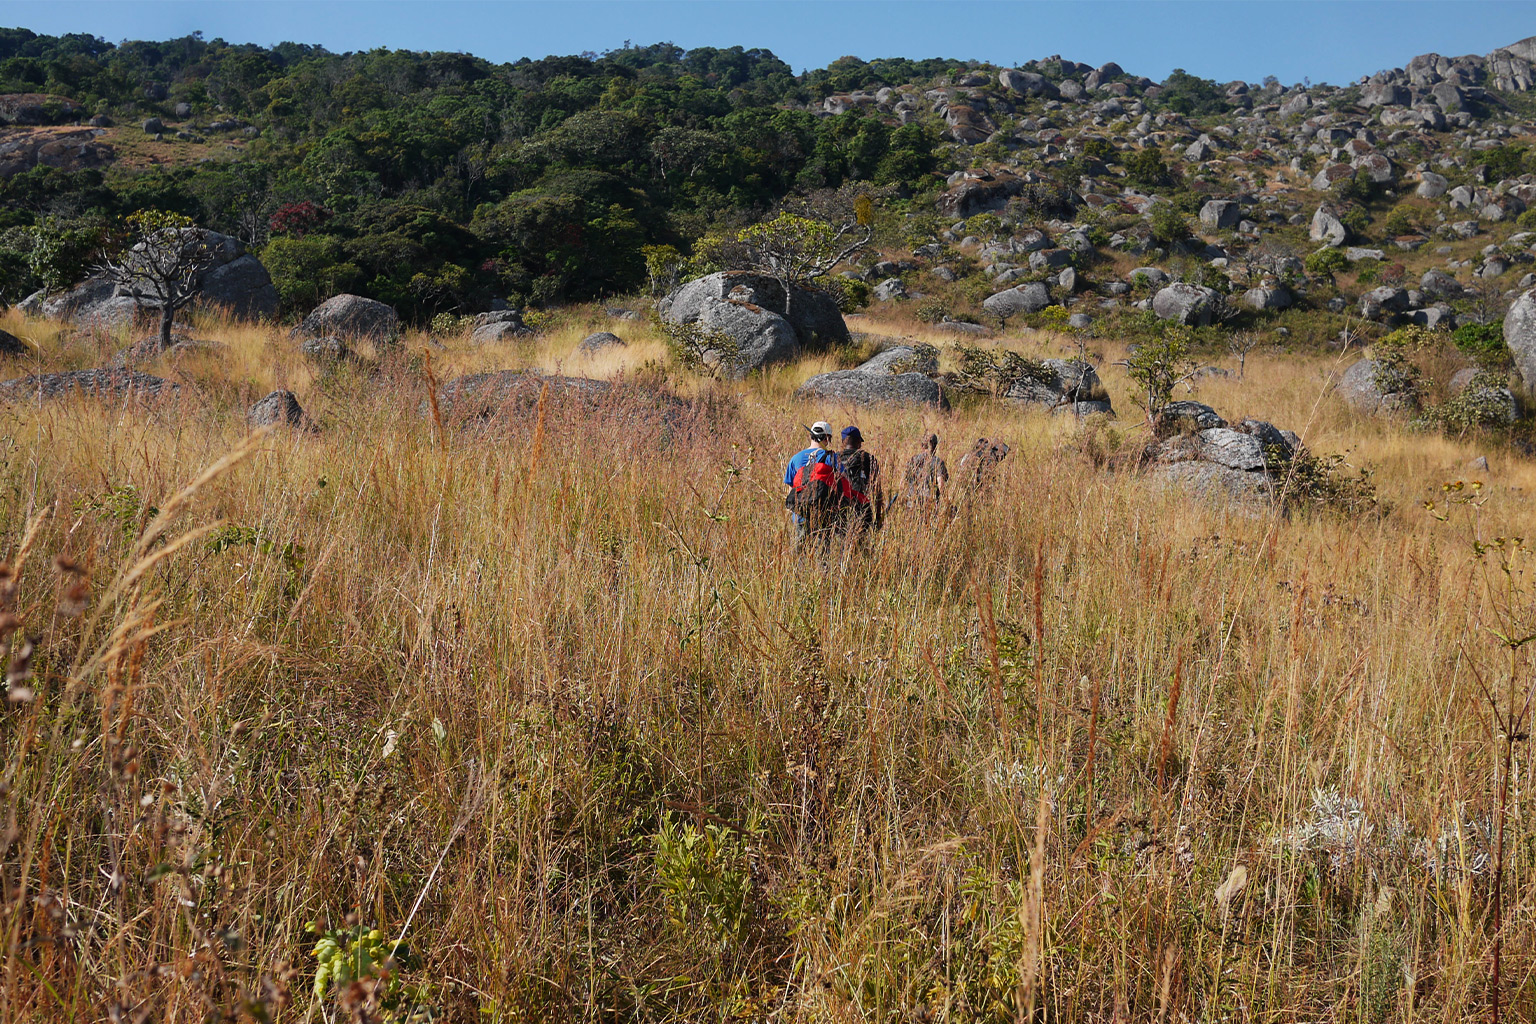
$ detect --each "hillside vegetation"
[1,303,1535,1022]
[6,24,1536,1024]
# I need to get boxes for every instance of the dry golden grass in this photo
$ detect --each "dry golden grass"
[1,307,1534,1023]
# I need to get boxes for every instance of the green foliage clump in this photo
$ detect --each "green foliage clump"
[818,274,869,313]
[915,299,948,323]
[309,922,430,1016]
[1338,205,1371,238]
[1304,248,1349,281]
[1482,144,1529,182]
[1516,208,1536,231]
[1123,148,1173,187]
[953,344,1056,396]
[1279,448,1382,518]
[653,311,739,377]
[1452,320,1509,366]
[1154,69,1231,116]
[1149,203,1191,246]
[652,813,757,946]
[1126,323,1195,414]
[1430,370,1517,432]
[1332,171,1379,206]
[1381,204,1419,237]
[1370,326,1435,407]
[429,311,472,336]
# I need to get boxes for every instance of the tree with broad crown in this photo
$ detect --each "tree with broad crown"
[735,197,873,326]
[101,211,223,349]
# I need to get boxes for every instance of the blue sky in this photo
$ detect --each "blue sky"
[4,1,1533,86]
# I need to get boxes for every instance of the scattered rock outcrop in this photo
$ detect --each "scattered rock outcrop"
[1152,283,1221,326]
[856,344,939,375]
[1337,358,1412,414]
[0,127,113,177]
[248,390,306,428]
[794,369,944,407]
[578,331,625,354]
[37,230,277,327]
[469,310,531,344]
[294,294,399,343]
[1146,413,1300,507]
[658,271,848,375]
[982,281,1052,319]
[0,368,180,403]
[0,329,30,358]
[1003,358,1111,413]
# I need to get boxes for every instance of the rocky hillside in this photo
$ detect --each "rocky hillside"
[5,27,1536,354]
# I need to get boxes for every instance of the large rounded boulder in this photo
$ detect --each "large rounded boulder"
[658,272,849,374]
[1004,358,1110,410]
[1337,358,1413,414]
[1152,283,1220,326]
[294,294,400,343]
[37,229,277,326]
[1505,288,1536,394]
[794,370,944,407]
[982,281,1052,320]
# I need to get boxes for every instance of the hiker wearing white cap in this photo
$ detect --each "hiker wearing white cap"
[783,421,852,547]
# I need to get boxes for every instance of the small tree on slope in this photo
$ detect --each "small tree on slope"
[101,211,222,349]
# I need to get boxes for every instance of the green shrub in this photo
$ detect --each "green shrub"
[1382,204,1418,237]
[1339,205,1371,238]
[1149,203,1191,246]
[915,299,949,323]
[818,275,869,313]
[1125,323,1196,414]
[1452,320,1510,366]
[1279,448,1382,518]
[1430,370,1517,431]
[1517,208,1536,231]
[1124,148,1173,187]
[429,312,471,336]
[1304,248,1349,281]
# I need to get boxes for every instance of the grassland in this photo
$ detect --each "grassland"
[1,307,1535,1023]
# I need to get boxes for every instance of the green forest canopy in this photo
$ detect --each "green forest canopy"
[0,30,971,318]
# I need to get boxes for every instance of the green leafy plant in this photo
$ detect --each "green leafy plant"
[1452,319,1510,366]
[1125,323,1196,415]
[428,311,471,336]
[642,243,685,297]
[1149,203,1191,247]
[953,344,1057,396]
[308,922,432,1019]
[652,312,740,377]
[818,274,869,313]
[1278,447,1382,518]
[915,299,949,323]
[1304,247,1349,283]
[1429,370,1517,432]
[1369,326,1432,407]
[652,813,756,948]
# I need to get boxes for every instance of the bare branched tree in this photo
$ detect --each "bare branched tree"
[101,211,222,349]
[1227,329,1261,378]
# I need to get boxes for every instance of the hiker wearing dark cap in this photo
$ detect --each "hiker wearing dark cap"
[784,420,852,547]
[901,433,949,512]
[839,425,882,531]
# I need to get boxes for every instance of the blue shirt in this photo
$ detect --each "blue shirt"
[784,446,845,487]
[784,446,845,524]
